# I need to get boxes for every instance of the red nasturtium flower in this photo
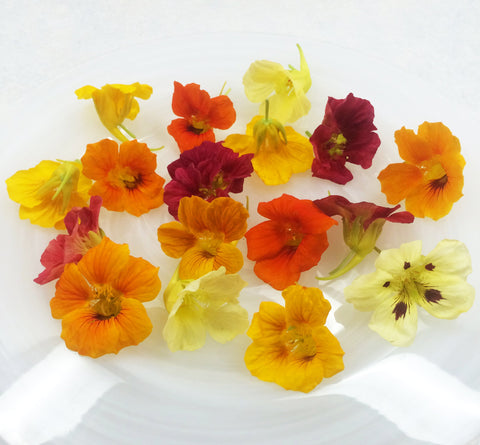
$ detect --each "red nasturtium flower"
[245,194,337,290]
[81,139,165,216]
[35,196,104,284]
[163,141,253,219]
[167,82,236,152]
[50,237,161,357]
[314,195,414,279]
[378,122,465,220]
[310,93,380,184]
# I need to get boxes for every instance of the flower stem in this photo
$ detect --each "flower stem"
[150,146,165,152]
[264,99,270,120]
[118,124,137,140]
[374,246,382,254]
[305,130,312,138]
[317,250,365,281]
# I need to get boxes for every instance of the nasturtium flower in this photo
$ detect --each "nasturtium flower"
[6,159,91,229]
[243,44,311,123]
[378,122,465,220]
[163,141,254,219]
[244,284,344,393]
[75,82,152,142]
[344,239,474,347]
[310,93,380,184]
[35,196,104,284]
[50,237,161,357]
[81,138,165,216]
[167,81,236,152]
[223,115,313,185]
[157,196,249,280]
[246,194,337,290]
[162,267,248,351]
[314,195,414,280]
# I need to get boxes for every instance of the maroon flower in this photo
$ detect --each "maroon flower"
[310,93,380,184]
[34,196,104,284]
[314,195,414,279]
[163,141,254,219]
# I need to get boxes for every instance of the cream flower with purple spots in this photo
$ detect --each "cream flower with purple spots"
[344,239,474,346]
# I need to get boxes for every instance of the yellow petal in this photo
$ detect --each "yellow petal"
[204,303,249,343]
[75,85,98,99]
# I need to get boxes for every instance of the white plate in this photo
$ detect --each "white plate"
[1,33,479,445]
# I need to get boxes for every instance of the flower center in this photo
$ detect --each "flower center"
[422,160,448,191]
[90,284,122,319]
[189,117,210,135]
[285,227,303,247]
[197,233,223,258]
[198,172,227,199]
[327,133,347,157]
[284,325,317,360]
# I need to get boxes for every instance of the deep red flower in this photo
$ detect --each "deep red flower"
[167,82,236,152]
[245,194,337,290]
[163,141,254,219]
[34,196,104,284]
[314,195,414,279]
[310,93,380,184]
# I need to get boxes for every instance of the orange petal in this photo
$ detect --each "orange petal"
[77,237,130,285]
[157,221,196,258]
[417,121,461,156]
[81,139,118,180]
[51,263,92,319]
[88,181,125,212]
[177,196,210,235]
[246,221,289,261]
[378,162,423,204]
[213,242,244,274]
[113,256,161,302]
[171,82,211,119]
[311,326,345,378]
[122,182,164,216]
[253,249,300,290]
[178,244,216,280]
[207,95,236,129]
[205,197,249,242]
[395,126,432,164]
[60,299,152,358]
[118,140,157,174]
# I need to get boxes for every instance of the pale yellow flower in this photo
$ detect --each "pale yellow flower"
[163,267,248,352]
[243,44,311,123]
[344,240,474,346]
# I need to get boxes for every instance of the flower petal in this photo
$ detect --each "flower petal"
[81,139,119,180]
[423,239,472,278]
[60,298,152,358]
[374,240,423,276]
[204,302,249,343]
[157,221,196,258]
[163,299,206,352]
[378,162,423,204]
[284,285,331,327]
[369,296,418,347]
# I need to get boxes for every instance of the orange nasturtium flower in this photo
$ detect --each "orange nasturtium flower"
[81,139,165,216]
[224,114,313,185]
[50,237,161,357]
[245,194,337,290]
[6,160,91,229]
[378,122,465,220]
[167,81,236,152]
[75,83,152,142]
[244,284,344,393]
[157,196,249,280]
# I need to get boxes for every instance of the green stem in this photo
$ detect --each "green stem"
[374,246,382,254]
[118,124,137,140]
[264,99,270,120]
[305,130,312,138]
[150,146,165,152]
[317,250,365,281]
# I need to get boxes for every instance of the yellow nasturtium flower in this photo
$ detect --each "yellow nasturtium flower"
[6,160,91,229]
[163,267,249,352]
[75,83,153,141]
[243,44,311,123]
